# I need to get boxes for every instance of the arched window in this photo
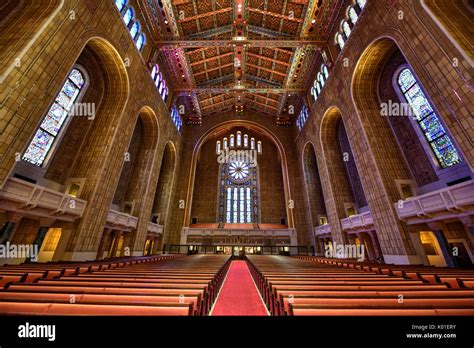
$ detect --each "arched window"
[158,76,165,94]
[236,132,242,147]
[216,141,221,154]
[136,33,145,50]
[123,8,133,25]
[218,160,259,223]
[257,141,262,154]
[336,32,345,50]
[151,64,158,81]
[155,72,162,88]
[130,21,140,39]
[342,20,351,38]
[397,68,461,168]
[318,72,325,88]
[348,7,358,24]
[115,0,126,11]
[229,134,235,148]
[357,0,367,9]
[160,80,167,99]
[23,68,86,166]
[243,134,248,147]
[223,137,228,149]
[250,138,255,150]
[163,87,168,101]
[322,64,329,80]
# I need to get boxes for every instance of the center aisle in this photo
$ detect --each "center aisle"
[210,260,269,316]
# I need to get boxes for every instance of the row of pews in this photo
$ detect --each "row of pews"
[247,255,474,316]
[0,254,230,316]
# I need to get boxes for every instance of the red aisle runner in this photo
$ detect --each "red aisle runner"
[211,260,268,316]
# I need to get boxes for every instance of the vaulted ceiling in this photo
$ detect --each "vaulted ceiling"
[140,0,344,125]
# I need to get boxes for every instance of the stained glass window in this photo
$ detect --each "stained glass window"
[236,132,242,147]
[257,141,262,154]
[171,105,182,131]
[123,8,133,25]
[297,105,309,130]
[23,68,86,166]
[219,160,258,223]
[250,138,255,150]
[322,64,329,80]
[130,21,140,39]
[349,7,358,24]
[216,141,221,154]
[342,20,351,38]
[229,134,235,148]
[151,65,158,80]
[336,33,345,50]
[357,0,367,9]
[136,34,145,50]
[224,137,228,149]
[397,68,461,168]
[115,0,126,11]
[243,134,248,147]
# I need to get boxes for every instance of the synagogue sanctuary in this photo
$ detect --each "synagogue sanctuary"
[0,0,473,321]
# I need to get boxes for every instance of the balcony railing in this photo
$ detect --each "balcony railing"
[147,222,163,234]
[106,209,138,230]
[0,177,86,221]
[314,224,332,236]
[395,180,474,223]
[341,211,374,231]
[181,226,297,245]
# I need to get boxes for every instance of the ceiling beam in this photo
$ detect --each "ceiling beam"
[246,52,290,66]
[246,63,287,77]
[176,7,232,23]
[174,86,305,93]
[247,8,304,23]
[158,38,323,48]
[189,52,234,66]
[193,62,234,76]
[245,98,278,111]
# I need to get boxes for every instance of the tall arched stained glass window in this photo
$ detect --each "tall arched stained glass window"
[229,134,235,147]
[123,8,133,25]
[218,160,259,223]
[348,7,358,24]
[397,68,462,168]
[342,20,351,38]
[23,68,86,166]
[250,138,255,150]
[243,134,248,147]
[236,132,242,147]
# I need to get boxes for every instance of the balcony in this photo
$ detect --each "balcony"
[181,226,297,245]
[395,180,474,224]
[147,222,163,235]
[341,211,374,231]
[314,224,332,236]
[0,177,86,221]
[106,209,138,231]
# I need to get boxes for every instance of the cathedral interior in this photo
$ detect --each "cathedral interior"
[0,0,473,334]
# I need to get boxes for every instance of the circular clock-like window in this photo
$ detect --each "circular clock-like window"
[228,161,250,180]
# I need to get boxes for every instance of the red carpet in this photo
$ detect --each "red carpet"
[211,260,268,316]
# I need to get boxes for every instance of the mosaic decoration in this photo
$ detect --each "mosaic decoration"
[397,68,461,169]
